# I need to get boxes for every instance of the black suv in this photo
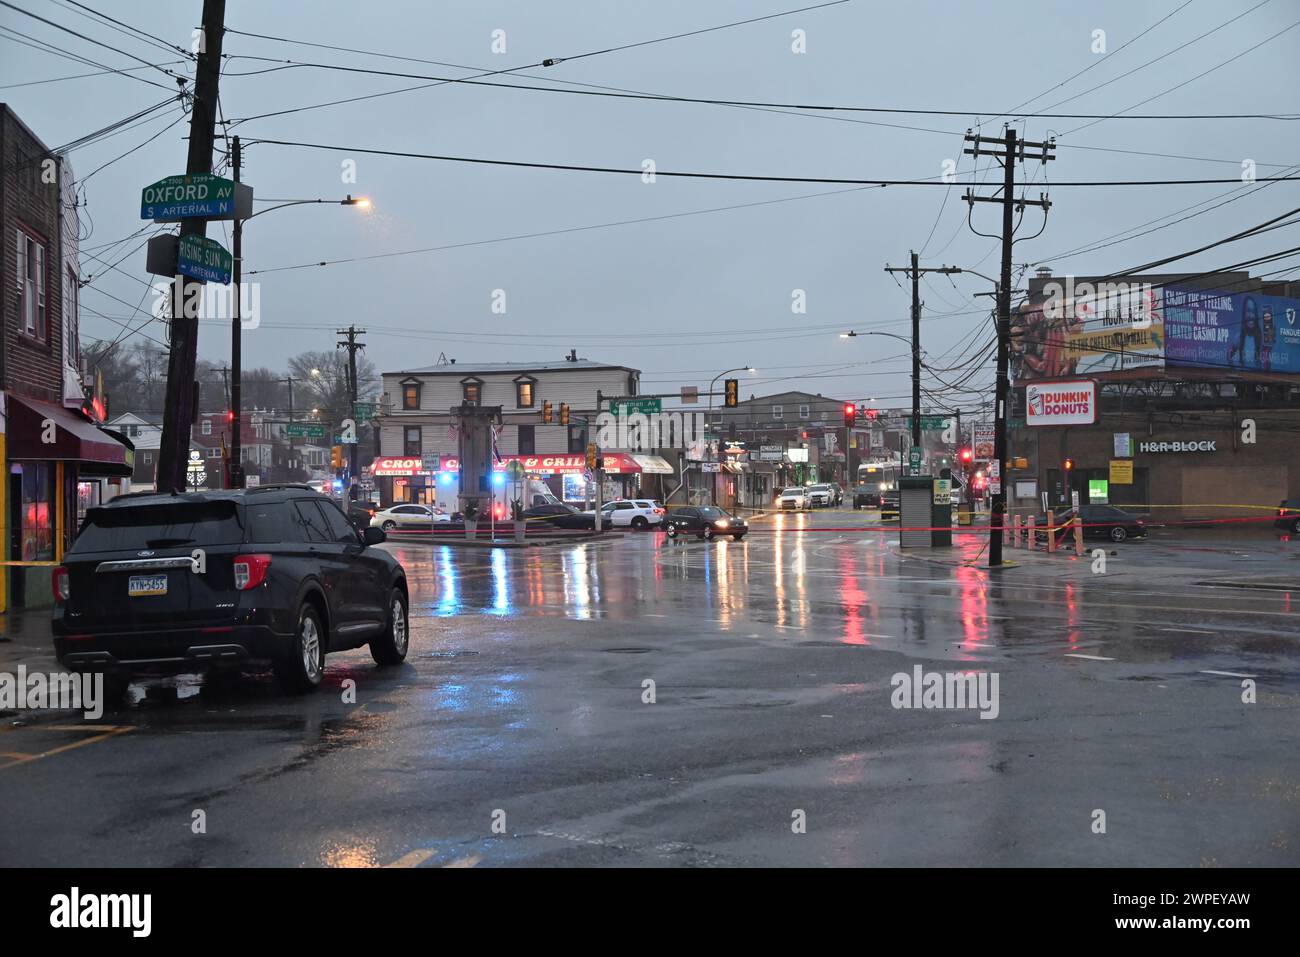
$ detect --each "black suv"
[52,486,409,696]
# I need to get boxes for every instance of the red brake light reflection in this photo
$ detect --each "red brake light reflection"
[52,566,70,604]
[234,554,272,590]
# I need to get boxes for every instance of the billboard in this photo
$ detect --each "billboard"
[1025,379,1097,426]
[1163,286,1300,374]
[1012,282,1164,381]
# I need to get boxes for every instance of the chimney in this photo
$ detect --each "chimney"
[1035,266,1052,279]
[567,349,578,362]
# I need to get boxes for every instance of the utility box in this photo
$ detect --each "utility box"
[931,469,953,547]
[899,476,933,548]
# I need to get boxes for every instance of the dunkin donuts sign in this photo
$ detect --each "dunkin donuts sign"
[1025,379,1096,426]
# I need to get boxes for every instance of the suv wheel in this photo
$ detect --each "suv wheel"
[371,589,409,665]
[276,603,325,693]
[1109,525,1128,543]
[703,526,715,541]
[631,516,648,530]
[666,523,678,538]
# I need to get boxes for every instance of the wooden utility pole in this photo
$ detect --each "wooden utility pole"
[884,254,960,450]
[336,326,366,498]
[962,127,1055,567]
[156,0,226,492]
[229,132,243,487]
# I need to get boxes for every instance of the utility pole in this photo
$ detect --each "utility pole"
[281,375,296,480]
[336,326,366,499]
[230,132,244,487]
[963,127,1055,567]
[156,0,226,492]
[884,253,960,452]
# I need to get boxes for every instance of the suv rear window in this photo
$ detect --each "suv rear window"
[73,500,245,552]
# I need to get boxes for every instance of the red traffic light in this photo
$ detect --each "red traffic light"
[843,403,856,426]
[958,447,973,464]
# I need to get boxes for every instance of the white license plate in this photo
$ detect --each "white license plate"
[128,574,168,597]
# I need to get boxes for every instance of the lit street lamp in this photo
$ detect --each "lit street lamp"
[228,161,371,485]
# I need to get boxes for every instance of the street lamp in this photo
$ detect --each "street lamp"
[229,194,370,485]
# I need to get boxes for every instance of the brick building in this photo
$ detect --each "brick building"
[2,105,130,609]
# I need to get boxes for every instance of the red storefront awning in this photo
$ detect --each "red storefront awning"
[6,394,131,474]
[369,452,645,476]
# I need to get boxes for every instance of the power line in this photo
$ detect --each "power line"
[0,24,179,92]
[242,138,1300,187]
[0,0,185,85]
[221,52,1300,123]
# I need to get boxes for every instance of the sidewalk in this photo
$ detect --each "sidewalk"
[0,609,58,674]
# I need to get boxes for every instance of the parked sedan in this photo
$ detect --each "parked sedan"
[1275,499,1300,534]
[1041,504,1147,543]
[522,502,595,530]
[51,487,409,698]
[370,503,450,531]
[664,506,748,540]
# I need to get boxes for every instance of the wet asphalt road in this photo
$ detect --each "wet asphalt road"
[2,508,1298,867]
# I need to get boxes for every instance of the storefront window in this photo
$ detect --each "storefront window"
[20,463,54,562]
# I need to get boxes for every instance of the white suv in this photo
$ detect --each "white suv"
[596,499,665,530]
[778,487,808,510]
[806,484,833,508]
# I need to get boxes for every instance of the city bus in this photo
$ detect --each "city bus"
[855,461,901,507]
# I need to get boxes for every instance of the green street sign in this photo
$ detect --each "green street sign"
[140,172,251,222]
[610,397,661,416]
[177,234,232,284]
[285,423,326,439]
[353,402,375,420]
[905,415,949,432]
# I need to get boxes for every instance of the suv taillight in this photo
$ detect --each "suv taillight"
[234,554,272,590]
[52,566,70,604]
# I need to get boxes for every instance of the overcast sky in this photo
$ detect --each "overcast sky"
[3,0,1296,413]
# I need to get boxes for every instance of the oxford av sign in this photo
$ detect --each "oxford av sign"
[141,173,253,222]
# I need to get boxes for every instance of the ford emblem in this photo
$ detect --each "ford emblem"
[137,550,155,557]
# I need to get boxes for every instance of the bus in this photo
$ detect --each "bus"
[855,460,901,507]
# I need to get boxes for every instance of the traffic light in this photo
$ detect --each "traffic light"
[559,402,570,426]
[865,408,879,421]
[958,447,973,465]
[331,445,344,469]
[724,378,738,408]
[586,443,598,470]
[542,400,553,424]
[843,403,856,427]
[226,410,235,424]
[1063,457,1074,472]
